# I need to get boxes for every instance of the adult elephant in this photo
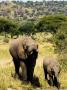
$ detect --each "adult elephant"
[43,56,60,89]
[9,36,38,83]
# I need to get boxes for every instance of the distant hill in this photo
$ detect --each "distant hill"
[0,1,67,21]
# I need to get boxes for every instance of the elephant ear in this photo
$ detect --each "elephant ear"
[18,45,27,60]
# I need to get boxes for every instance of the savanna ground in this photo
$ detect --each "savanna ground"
[0,33,67,90]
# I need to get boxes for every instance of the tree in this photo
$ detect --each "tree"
[36,15,67,33]
[0,17,18,38]
[19,20,36,36]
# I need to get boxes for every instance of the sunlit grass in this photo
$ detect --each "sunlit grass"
[0,43,11,60]
[0,66,34,90]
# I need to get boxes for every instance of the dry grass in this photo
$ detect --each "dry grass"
[0,43,11,61]
[0,34,67,90]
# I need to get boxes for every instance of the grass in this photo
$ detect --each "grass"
[0,43,11,60]
[0,34,67,90]
[0,66,34,90]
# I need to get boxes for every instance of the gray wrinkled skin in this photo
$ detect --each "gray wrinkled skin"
[9,36,38,82]
[43,56,60,89]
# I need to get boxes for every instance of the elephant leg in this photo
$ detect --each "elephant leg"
[44,68,47,80]
[27,66,34,82]
[13,59,20,78]
[30,67,34,82]
[53,76,60,89]
[48,74,53,86]
[26,60,34,82]
[20,61,27,81]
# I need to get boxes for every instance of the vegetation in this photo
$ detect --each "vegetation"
[36,15,67,33]
[0,1,67,20]
[0,17,18,38]
[53,22,67,71]
[19,20,36,36]
[36,15,67,71]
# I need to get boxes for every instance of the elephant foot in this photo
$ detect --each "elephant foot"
[53,77,60,89]
[54,81,60,89]
[19,75,27,82]
[30,76,40,87]
[47,79,53,86]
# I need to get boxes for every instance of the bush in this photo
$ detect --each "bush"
[36,15,67,33]
[53,22,67,52]
[0,17,19,38]
[19,20,36,35]
[52,20,67,71]
[3,38,9,43]
[59,53,67,71]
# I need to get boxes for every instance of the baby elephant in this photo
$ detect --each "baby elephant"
[43,57,60,89]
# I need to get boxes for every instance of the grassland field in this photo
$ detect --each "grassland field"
[0,33,67,90]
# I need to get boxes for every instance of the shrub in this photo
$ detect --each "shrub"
[19,20,35,35]
[3,38,9,43]
[36,15,67,33]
